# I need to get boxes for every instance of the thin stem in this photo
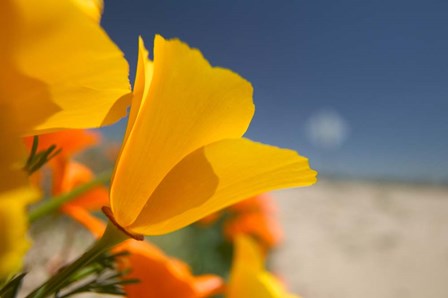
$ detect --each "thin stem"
[28,170,112,223]
[25,221,129,298]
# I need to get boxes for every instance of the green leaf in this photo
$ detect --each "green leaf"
[0,273,27,298]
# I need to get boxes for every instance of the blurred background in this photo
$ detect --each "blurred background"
[96,1,448,297]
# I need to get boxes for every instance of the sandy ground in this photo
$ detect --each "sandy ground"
[272,179,448,298]
[20,179,448,298]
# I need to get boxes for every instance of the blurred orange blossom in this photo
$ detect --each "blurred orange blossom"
[67,206,224,298]
[23,130,109,211]
[198,194,283,250]
[224,194,283,250]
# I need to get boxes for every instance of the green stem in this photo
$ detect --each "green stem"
[25,221,129,298]
[28,170,112,223]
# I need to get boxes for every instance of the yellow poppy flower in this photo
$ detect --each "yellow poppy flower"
[0,0,131,136]
[109,35,317,236]
[0,109,38,280]
[227,235,300,298]
[0,0,125,280]
[0,190,37,280]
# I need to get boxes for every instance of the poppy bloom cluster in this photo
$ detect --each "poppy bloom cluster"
[0,0,316,297]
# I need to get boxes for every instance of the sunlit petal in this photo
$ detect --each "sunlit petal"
[0,0,131,135]
[123,37,154,143]
[111,36,254,226]
[128,138,316,235]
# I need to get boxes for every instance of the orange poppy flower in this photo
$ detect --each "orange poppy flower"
[198,195,282,250]
[224,212,282,251]
[224,194,282,250]
[66,206,224,298]
[23,130,100,161]
[57,161,109,211]
[24,129,108,211]
[227,194,278,215]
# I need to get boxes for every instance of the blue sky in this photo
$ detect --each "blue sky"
[100,0,448,183]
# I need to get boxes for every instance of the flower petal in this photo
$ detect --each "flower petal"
[122,242,224,298]
[59,161,109,211]
[227,235,301,298]
[123,37,154,143]
[123,252,189,297]
[127,138,317,235]
[0,190,38,280]
[0,0,131,135]
[0,105,30,192]
[67,208,224,298]
[0,107,39,279]
[23,130,100,159]
[224,212,283,250]
[227,235,274,298]
[71,0,103,22]
[111,35,254,226]
[193,275,225,298]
